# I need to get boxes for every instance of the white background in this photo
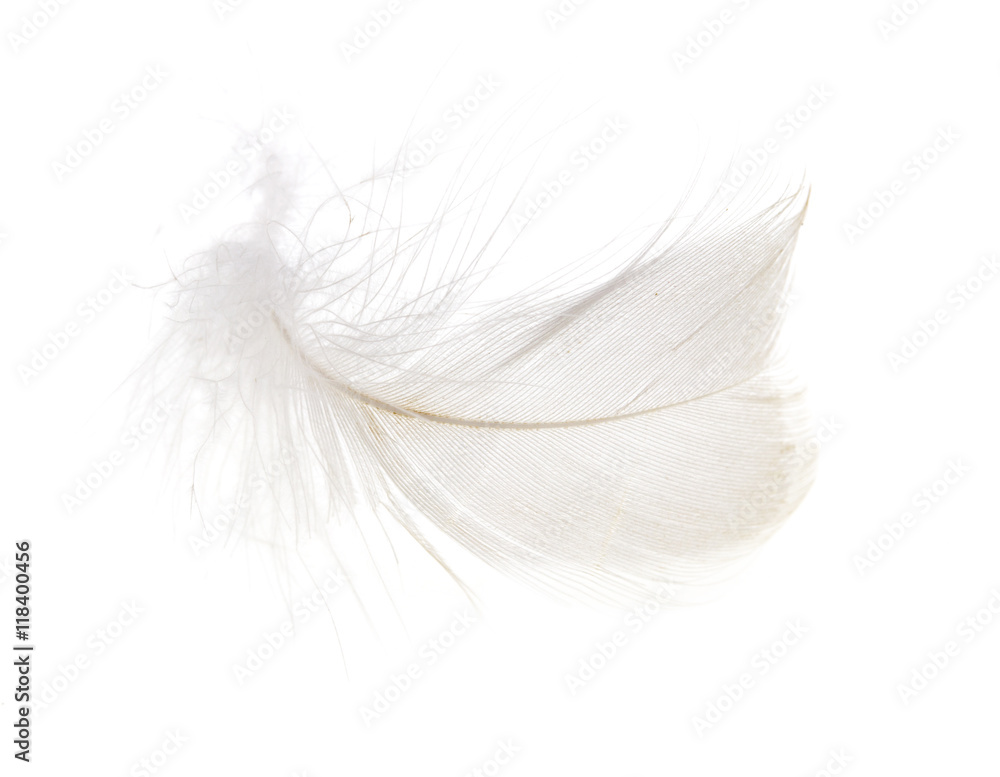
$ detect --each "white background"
[3,0,999,775]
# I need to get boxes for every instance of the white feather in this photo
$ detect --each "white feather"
[147,152,815,606]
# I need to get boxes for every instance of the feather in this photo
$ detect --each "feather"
[146,151,815,606]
